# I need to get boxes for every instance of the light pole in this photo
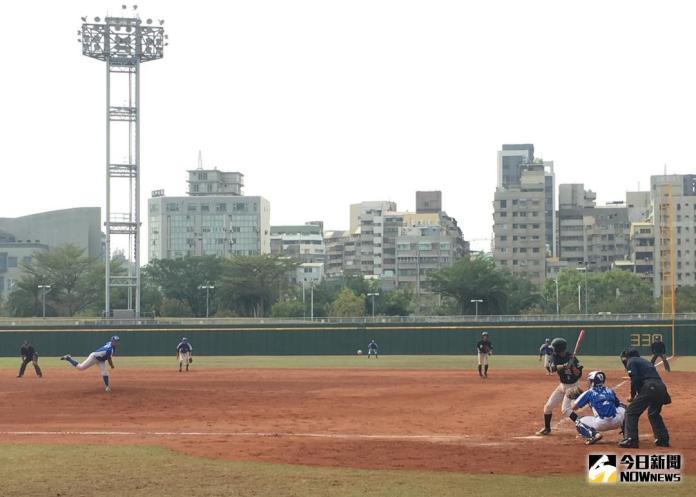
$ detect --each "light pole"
[554,277,560,315]
[367,292,379,317]
[577,284,582,313]
[310,282,314,320]
[470,299,483,318]
[38,285,51,318]
[198,283,214,318]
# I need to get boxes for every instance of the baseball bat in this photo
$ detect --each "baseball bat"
[573,329,586,356]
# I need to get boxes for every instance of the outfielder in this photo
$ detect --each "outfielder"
[476,332,493,378]
[536,337,583,435]
[538,338,553,375]
[367,339,378,359]
[60,336,120,392]
[177,337,193,372]
[569,371,625,445]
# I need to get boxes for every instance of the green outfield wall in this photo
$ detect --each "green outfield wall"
[0,319,693,357]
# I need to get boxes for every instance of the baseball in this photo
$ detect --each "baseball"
[357,349,363,355]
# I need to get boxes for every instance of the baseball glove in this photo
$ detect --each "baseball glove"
[566,386,584,400]
[188,357,193,364]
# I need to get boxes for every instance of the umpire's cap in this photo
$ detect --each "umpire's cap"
[550,337,567,353]
[620,347,640,360]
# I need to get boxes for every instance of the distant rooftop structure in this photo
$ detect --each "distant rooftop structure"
[187,169,244,196]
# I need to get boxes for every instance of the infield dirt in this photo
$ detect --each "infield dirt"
[1,367,693,475]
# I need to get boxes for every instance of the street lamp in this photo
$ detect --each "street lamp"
[470,299,483,318]
[554,277,560,315]
[198,283,214,318]
[38,284,51,318]
[367,292,379,317]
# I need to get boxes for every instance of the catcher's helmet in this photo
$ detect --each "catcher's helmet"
[551,337,567,354]
[587,370,606,388]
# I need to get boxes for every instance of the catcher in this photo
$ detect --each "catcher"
[176,337,193,372]
[568,371,626,445]
[536,337,584,435]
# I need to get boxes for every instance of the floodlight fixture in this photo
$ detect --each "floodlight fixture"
[79,11,166,319]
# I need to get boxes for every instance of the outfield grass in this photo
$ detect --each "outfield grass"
[0,354,693,371]
[0,444,690,497]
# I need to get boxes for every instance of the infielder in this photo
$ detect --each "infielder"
[536,337,583,435]
[60,336,120,392]
[367,339,378,359]
[177,337,193,371]
[476,332,493,378]
[17,340,43,378]
[649,335,671,372]
[538,338,553,375]
[569,371,625,445]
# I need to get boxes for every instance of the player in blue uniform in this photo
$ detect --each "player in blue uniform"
[367,339,378,359]
[569,371,626,445]
[177,337,193,371]
[60,336,120,391]
[538,338,553,375]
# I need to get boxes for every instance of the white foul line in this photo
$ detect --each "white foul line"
[0,430,470,442]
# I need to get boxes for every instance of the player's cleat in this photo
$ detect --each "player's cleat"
[618,438,638,448]
[105,386,111,392]
[60,354,71,361]
[536,427,551,436]
[655,439,670,447]
[585,433,603,445]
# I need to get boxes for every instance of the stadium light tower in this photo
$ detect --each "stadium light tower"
[78,6,167,318]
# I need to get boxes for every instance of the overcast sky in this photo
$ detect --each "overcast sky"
[2,1,696,255]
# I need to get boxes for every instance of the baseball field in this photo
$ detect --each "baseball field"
[1,355,693,497]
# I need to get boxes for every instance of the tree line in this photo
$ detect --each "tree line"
[0,244,681,318]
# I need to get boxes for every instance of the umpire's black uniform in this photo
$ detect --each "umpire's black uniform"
[18,341,43,378]
[650,338,671,372]
[619,348,670,448]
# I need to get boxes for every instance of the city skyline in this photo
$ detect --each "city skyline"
[3,1,696,253]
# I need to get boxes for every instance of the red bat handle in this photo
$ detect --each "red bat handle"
[573,329,586,356]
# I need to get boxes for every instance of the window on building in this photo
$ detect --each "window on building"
[500,200,507,208]
[201,204,210,212]
[166,202,179,212]
[7,257,17,268]
[216,203,227,212]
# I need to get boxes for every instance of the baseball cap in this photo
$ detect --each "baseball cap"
[111,335,120,342]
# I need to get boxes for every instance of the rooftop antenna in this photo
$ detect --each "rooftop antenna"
[198,150,203,170]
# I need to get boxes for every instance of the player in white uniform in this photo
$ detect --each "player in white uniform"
[569,371,626,445]
[60,336,120,391]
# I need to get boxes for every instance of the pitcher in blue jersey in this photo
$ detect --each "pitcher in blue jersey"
[569,371,626,445]
[60,336,120,392]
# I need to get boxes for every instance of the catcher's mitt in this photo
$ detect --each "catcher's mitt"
[188,357,193,364]
[566,386,583,400]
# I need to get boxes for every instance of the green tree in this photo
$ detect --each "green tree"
[271,300,305,318]
[7,244,102,317]
[427,255,512,314]
[377,288,413,316]
[329,288,366,317]
[144,256,223,317]
[543,269,655,315]
[218,255,298,317]
[676,285,696,312]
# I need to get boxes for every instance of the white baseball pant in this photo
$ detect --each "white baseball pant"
[178,351,191,363]
[76,353,109,376]
[579,406,626,432]
[543,382,579,416]
[477,352,489,366]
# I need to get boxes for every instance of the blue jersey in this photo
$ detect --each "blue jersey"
[93,341,116,362]
[574,386,620,418]
[368,341,378,350]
